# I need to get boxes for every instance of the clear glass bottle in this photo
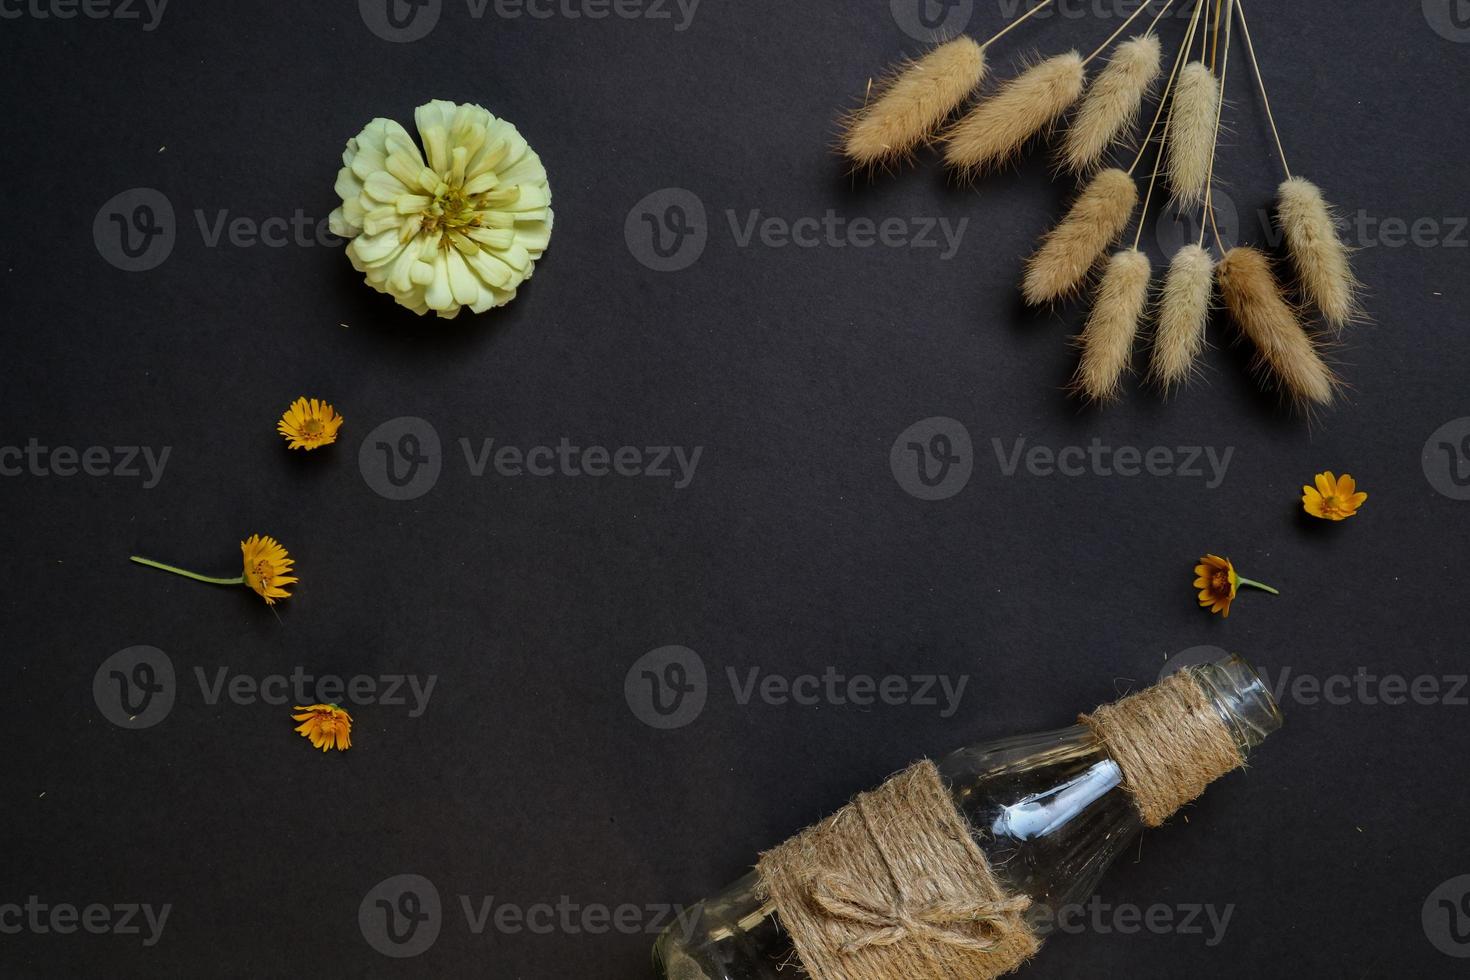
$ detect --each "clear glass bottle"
[652,655,1282,980]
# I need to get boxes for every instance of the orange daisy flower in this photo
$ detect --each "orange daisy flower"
[1302,471,1367,521]
[293,704,353,751]
[241,534,298,605]
[131,534,299,608]
[1194,554,1278,618]
[277,397,344,451]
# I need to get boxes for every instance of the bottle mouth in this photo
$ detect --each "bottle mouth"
[1187,654,1283,753]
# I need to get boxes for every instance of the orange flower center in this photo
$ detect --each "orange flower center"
[303,418,325,437]
[1210,570,1231,595]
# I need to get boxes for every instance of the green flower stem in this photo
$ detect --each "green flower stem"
[1235,575,1279,595]
[130,556,243,587]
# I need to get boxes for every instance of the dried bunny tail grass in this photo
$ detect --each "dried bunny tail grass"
[1061,33,1162,174]
[1150,244,1214,390]
[842,37,988,171]
[1217,246,1339,407]
[1073,248,1151,402]
[942,51,1086,176]
[1022,167,1137,305]
[1277,176,1360,330]
[1166,62,1219,207]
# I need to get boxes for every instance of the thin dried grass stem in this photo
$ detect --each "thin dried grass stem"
[1234,0,1290,176]
[1197,0,1234,249]
[1083,0,1175,65]
[1131,0,1207,248]
[1128,0,1207,175]
[980,0,1057,49]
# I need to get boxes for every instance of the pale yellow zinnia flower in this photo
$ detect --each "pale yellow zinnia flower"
[329,100,553,318]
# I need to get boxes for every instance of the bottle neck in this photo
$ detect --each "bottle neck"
[1078,654,1282,827]
[1186,654,1283,756]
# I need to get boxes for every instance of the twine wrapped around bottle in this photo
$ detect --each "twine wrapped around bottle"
[754,669,1245,979]
[1079,669,1244,827]
[756,761,1040,980]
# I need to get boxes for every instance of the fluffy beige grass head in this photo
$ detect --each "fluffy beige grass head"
[1061,33,1162,174]
[1277,176,1360,329]
[943,51,1086,177]
[1022,167,1137,306]
[842,37,988,172]
[1217,246,1338,407]
[1150,244,1214,390]
[1074,248,1151,402]
[1166,62,1219,207]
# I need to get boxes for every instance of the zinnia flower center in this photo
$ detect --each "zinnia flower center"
[424,183,479,236]
[1211,570,1230,594]
[302,418,325,437]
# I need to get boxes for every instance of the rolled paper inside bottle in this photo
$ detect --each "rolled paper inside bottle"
[755,760,1039,980]
[1079,670,1244,827]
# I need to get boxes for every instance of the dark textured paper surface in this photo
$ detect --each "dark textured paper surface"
[3,1,1469,976]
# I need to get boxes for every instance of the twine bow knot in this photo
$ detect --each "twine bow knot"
[810,873,1032,955]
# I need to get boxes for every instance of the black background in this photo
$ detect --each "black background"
[4,0,1469,977]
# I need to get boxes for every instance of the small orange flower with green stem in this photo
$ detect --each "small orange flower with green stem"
[131,535,297,605]
[1194,554,1278,618]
